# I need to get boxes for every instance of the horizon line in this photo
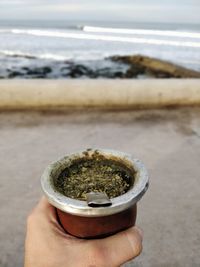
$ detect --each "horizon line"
[0,19,199,25]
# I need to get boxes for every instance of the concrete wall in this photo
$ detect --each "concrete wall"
[0,79,200,109]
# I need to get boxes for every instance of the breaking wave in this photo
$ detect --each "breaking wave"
[1,28,200,48]
[0,50,68,61]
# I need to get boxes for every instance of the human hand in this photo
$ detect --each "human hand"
[24,197,143,267]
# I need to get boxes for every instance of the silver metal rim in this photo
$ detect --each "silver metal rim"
[41,149,149,217]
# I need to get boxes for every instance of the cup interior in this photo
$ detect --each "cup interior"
[51,149,136,201]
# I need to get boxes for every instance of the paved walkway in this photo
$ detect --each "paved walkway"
[0,108,200,267]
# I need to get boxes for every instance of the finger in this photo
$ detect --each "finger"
[30,197,57,223]
[93,226,143,266]
[32,197,77,237]
[36,196,55,214]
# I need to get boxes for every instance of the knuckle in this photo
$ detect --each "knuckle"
[124,230,143,258]
[133,240,143,257]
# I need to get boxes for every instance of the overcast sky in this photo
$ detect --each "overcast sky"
[0,0,199,24]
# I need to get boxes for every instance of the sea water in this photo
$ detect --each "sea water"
[0,20,199,78]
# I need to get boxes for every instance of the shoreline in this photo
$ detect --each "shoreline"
[0,54,200,79]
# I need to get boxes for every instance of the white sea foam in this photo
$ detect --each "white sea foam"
[38,54,69,61]
[0,50,69,61]
[0,50,35,58]
[7,29,200,48]
[83,25,200,39]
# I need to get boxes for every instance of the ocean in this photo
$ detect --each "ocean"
[0,20,200,78]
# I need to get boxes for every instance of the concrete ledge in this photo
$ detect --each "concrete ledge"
[0,79,200,110]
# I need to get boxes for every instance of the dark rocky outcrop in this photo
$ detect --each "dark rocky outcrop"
[95,68,124,78]
[67,64,94,78]
[26,66,52,76]
[8,71,25,78]
[110,55,200,78]
[61,64,125,78]
[1,55,200,79]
